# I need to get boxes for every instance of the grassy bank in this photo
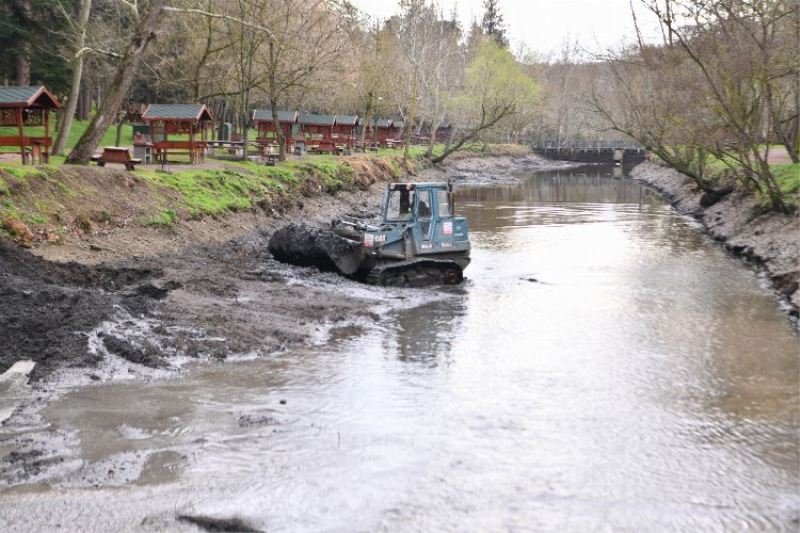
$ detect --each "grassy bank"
[0,138,530,246]
[0,153,408,244]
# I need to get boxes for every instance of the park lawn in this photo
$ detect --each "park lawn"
[0,117,134,153]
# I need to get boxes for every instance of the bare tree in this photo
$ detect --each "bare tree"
[67,0,165,164]
[53,0,93,156]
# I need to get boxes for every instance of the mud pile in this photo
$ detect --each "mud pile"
[268,223,364,276]
[0,242,167,379]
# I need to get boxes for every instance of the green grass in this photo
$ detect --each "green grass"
[134,168,283,217]
[145,209,177,227]
[0,134,521,238]
[772,163,799,197]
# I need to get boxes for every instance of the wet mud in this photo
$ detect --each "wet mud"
[0,242,165,379]
[268,222,363,275]
[1,153,551,383]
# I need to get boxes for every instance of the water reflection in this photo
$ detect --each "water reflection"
[384,298,468,367]
[456,165,661,206]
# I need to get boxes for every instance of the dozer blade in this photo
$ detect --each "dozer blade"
[268,223,365,276]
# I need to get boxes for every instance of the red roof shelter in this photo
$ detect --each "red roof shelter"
[142,104,212,164]
[0,86,60,164]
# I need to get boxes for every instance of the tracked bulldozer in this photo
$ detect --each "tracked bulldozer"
[269,181,471,287]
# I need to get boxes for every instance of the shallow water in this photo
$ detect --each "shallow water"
[2,165,798,531]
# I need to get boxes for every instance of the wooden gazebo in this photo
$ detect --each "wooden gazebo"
[387,120,405,145]
[436,122,453,143]
[367,118,392,146]
[253,109,297,151]
[142,104,212,163]
[299,113,335,147]
[332,115,359,147]
[0,86,60,164]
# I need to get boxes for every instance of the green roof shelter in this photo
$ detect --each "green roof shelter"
[142,104,213,164]
[253,109,298,151]
[299,113,336,145]
[366,118,393,146]
[0,86,60,164]
[332,115,360,147]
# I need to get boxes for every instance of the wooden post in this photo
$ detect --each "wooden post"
[163,121,168,163]
[189,121,194,163]
[17,108,25,164]
[43,108,50,162]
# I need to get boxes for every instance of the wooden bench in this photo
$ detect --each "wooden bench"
[91,147,141,170]
[0,136,52,164]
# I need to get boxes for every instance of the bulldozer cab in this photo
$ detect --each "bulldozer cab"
[383,183,451,226]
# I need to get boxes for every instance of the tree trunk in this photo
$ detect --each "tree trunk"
[425,80,441,158]
[360,92,373,149]
[76,83,90,120]
[115,120,124,146]
[53,0,92,156]
[240,92,249,162]
[66,0,165,164]
[15,55,31,86]
[269,96,286,161]
[425,71,440,159]
[14,0,32,86]
[404,65,418,160]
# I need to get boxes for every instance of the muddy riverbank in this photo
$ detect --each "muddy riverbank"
[631,162,799,318]
[0,153,558,384]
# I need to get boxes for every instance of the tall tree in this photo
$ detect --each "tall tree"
[66,0,165,164]
[481,0,508,48]
[433,38,538,163]
[52,0,93,156]
[262,0,353,160]
[0,0,74,90]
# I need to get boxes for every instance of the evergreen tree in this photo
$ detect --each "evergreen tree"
[480,0,508,48]
[0,0,73,90]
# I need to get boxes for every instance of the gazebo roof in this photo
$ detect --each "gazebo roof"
[370,118,392,128]
[392,120,405,130]
[336,115,360,127]
[253,109,298,123]
[142,104,212,121]
[299,113,336,126]
[0,86,60,109]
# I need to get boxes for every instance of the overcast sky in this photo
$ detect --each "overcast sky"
[349,0,661,58]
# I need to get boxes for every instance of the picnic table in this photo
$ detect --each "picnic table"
[206,139,244,156]
[385,139,404,149]
[91,147,141,170]
[309,140,338,154]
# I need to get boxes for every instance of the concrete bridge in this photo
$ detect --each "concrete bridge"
[531,141,647,165]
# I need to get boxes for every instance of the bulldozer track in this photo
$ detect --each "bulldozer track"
[365,258,465,287]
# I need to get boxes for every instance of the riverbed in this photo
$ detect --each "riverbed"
[1,164,798,531]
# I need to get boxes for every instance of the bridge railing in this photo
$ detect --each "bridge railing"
[530,140,644,150]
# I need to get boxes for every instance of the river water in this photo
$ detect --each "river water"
[2,165,798,531]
